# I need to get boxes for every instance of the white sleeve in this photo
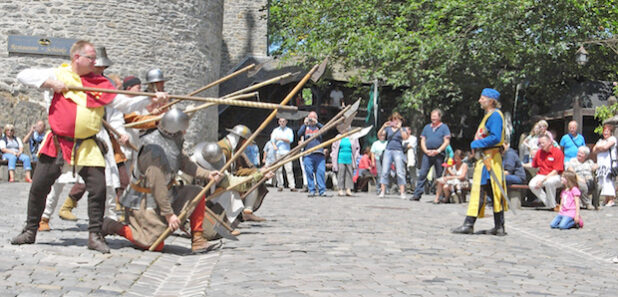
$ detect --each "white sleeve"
[106,107,128,136]
[109,94,152,114]
[17,68,56,89]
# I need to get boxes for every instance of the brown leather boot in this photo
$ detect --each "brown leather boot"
[38,217,51,232]
[11,228,37,245]
[102,218,125,237]
[242,210,266,222]
[87,232,110,254]
[191,231,209,253]
[59,197,78,221]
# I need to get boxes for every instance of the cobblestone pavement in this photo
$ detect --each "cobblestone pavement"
[1,182,617,296]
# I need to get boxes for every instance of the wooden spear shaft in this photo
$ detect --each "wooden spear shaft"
[148,63,321,251]
[124,92,258,128]
[155,64,256,112]
[66,86,297,111]
[237,105,353,200]
[239,122,356,200]
[221,73,293,99]
[101,120,138,152]
[226,127,363,199]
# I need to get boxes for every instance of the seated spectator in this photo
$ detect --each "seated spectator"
[550,171,583,230]
[566,146,597,208]
[22,120,46,162]
[528,134,564,211]
[0,124,32,182]
[354,147,375,191]
[433,149,468,204]
[502,142,526,185]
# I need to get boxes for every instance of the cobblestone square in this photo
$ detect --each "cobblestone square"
[1,182,617,296]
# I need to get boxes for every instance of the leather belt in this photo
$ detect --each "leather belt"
[130,180,176,194]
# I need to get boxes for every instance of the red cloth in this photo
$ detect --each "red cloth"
[532,146,564,175]
[40,73,116,164]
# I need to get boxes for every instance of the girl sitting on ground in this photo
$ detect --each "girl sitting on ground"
[550,171,583,230]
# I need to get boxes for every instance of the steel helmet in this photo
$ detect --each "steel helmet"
[159,108,189,136]
[94,47,112,67]
[145,68,168,84]
[193,141,225,171]
[225,125,252,140]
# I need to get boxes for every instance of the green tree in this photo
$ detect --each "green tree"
[268,0,618,125]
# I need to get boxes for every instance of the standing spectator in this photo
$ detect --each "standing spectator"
[245,142,260,167]
[370,131,387,194]
[560,120,585,164]
[377,112,409,199]
[412,109,451,201]
[502,142,526,185]
[329,87,344,108]
[298,112,328,197]
[529,135,564,211]
[592,123,617,207]
[1,124,33,182]
[403,127,417,192]
[22,120,46,162]
[331,126,360,196]
[566,146,597,209]
[262,140,277,187]
[271,117,296,192]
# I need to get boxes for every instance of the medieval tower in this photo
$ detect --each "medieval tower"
[0,0,268,147]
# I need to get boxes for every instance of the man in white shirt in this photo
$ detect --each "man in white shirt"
[271,118,296,191]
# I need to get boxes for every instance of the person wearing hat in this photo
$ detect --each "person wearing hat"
[101,108,222,253]
[189,141,274,238]
[218,125,269,222]
[452,88,508,236]
[12,40,168,253]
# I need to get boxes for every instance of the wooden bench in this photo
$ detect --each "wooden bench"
[0,159,37,181]
[459,183,530,209]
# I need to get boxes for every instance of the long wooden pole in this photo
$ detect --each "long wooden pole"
[101,120,138,152]
[220,127,363,200]
[148,63,321,250]
[67,86,297,111]
[221,73,293,99]
[238,108,352,200]
[154,64,256,113]
[124,92,258,128]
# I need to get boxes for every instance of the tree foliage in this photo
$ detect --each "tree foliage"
[268,0,618,124]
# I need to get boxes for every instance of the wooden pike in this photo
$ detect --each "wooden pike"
[148,62,323,251]
[101,120,138,152]
[221,73,293,98]
[66,86,296,111]
[124,92,258,128]
[155,64,256,113]
[238,101,359,200]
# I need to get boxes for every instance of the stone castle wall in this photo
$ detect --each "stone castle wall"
[221,0,268,75]
[0,0,225,148]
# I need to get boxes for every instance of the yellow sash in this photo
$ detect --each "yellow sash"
[466,110,507,217]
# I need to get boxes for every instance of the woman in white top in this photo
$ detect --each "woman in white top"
[593,123,617,207]
[0,124,32,182]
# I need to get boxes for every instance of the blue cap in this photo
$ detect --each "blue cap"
[481,88,500,100]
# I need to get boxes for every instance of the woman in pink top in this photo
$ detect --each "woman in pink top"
[550,171,582,229]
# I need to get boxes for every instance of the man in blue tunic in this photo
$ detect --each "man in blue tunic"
[452,88,508,236]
